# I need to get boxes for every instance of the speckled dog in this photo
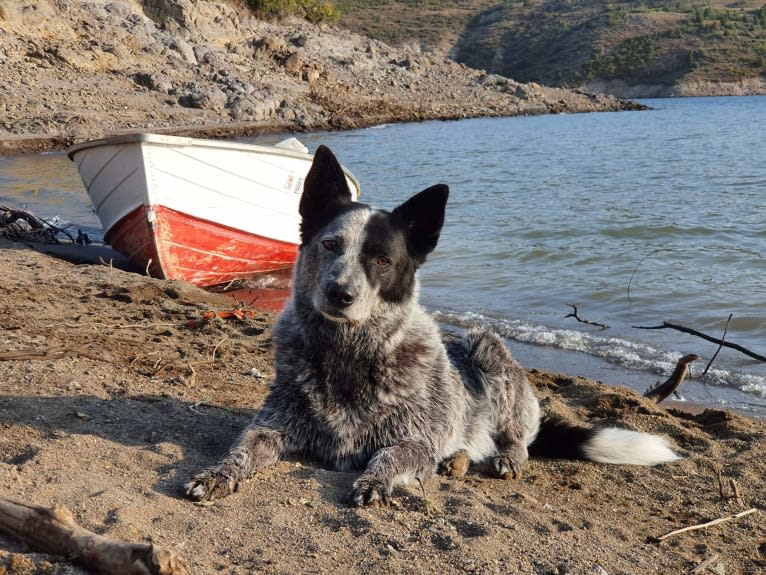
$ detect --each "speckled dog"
[185,146,679,506]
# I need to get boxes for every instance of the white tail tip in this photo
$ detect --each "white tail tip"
[583,427,680,466]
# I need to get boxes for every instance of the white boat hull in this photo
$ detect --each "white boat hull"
[68,133,360,286]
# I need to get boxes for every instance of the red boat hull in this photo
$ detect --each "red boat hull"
[105,205,298,287]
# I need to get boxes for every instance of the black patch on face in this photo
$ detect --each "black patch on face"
[361,211,418,303]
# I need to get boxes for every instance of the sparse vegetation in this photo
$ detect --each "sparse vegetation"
[245,0,341,23]
[336,1,766,91]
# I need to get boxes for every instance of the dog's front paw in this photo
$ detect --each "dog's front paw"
[349,476,391,507]
[492,455,523,480]
[184,468,239,502]
[439,450,471,478]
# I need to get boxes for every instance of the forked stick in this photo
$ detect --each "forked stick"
[0,496,191,575]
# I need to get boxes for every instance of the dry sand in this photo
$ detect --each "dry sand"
[0,240,764,575]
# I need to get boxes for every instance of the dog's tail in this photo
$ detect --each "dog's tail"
[529,418,680,466]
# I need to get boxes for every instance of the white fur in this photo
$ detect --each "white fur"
[582,427,680,466]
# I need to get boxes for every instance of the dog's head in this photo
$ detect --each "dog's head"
[294,145,449,323]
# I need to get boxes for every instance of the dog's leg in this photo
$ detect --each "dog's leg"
[491,429,529,479]
[462,328,540,480]
[185,426,284,501]
[350,440,434,507]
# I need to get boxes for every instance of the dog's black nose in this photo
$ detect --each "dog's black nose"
[327,283,355,308]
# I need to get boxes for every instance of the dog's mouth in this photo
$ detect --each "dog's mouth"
[318,308,352,322]
[314,298,353,322]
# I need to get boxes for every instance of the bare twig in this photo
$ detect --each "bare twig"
[37,214,76,243]
[0,349,65,361]
[187,363,197,387]
[627,248,667,305]
[98,256,114,273]
[63,321,179,330]
[0,495,191,575]
[211,337,227,362]
[655,508,758,541]
[145,257,153,277]
[703,314,733,376]
[644,354,699,403]
[564,304,609,329]
[633,321,766,362]
[691,554,720,574]
[0,347,113,364]
[730,478,744,508]
[716,468,726,501]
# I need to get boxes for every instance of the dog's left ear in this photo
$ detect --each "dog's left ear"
[392,184,449,262]
[300,145,353,245]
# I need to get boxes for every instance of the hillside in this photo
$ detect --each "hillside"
[337,0,766,97]
[0,0,638,155]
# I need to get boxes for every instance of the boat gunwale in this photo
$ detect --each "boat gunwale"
[67,132,361,198]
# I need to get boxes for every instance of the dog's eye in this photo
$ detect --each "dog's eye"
[374,255,391,267]
[322,239,338,251]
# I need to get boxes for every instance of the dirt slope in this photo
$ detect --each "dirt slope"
[0,0,640,156]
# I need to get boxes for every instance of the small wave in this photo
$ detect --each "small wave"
[432,310,766,399]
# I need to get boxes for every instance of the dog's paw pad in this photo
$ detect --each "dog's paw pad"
[184,469,238,502]
[492,455,522,480]
[349,477,391,507]
[439,450,471,478]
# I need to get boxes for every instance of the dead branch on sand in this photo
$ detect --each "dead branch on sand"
[0,495,191,574]
[643,354,699,403]
[564,304,609,329]
[654,507,757,542]
[633,321,766,362]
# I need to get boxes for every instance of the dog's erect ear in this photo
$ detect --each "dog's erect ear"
[300,145,353,245]
[392,184,449,262]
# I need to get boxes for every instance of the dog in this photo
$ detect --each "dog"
[184,145,679,506]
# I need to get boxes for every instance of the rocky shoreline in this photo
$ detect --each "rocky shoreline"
[0,0,644,156]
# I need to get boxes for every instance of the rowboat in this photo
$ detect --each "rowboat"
[68,133,360,287]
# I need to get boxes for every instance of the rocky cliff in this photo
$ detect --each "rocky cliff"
[0,0,640,155]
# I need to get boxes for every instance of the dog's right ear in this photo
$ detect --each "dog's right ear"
[299,145,353,245]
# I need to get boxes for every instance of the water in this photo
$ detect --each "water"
[2,96,765,416]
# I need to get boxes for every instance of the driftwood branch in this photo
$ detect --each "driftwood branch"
[644,354,699,403]
[633,321,766,362]
[655,507,758,542]
[564,304,608,329]
[0,205,75,244]
[702,313,733,376]
[0,496,191,575]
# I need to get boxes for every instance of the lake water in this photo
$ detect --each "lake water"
[2,96,765,417]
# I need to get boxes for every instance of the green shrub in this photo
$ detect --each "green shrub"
[246,0,340,24]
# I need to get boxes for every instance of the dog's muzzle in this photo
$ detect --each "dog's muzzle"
[326,282,355,309]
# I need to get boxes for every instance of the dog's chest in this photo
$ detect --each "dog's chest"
[301,352,429,461]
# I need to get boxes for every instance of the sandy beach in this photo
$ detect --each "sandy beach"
[0,240,763,574]
[1,2,764,572]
